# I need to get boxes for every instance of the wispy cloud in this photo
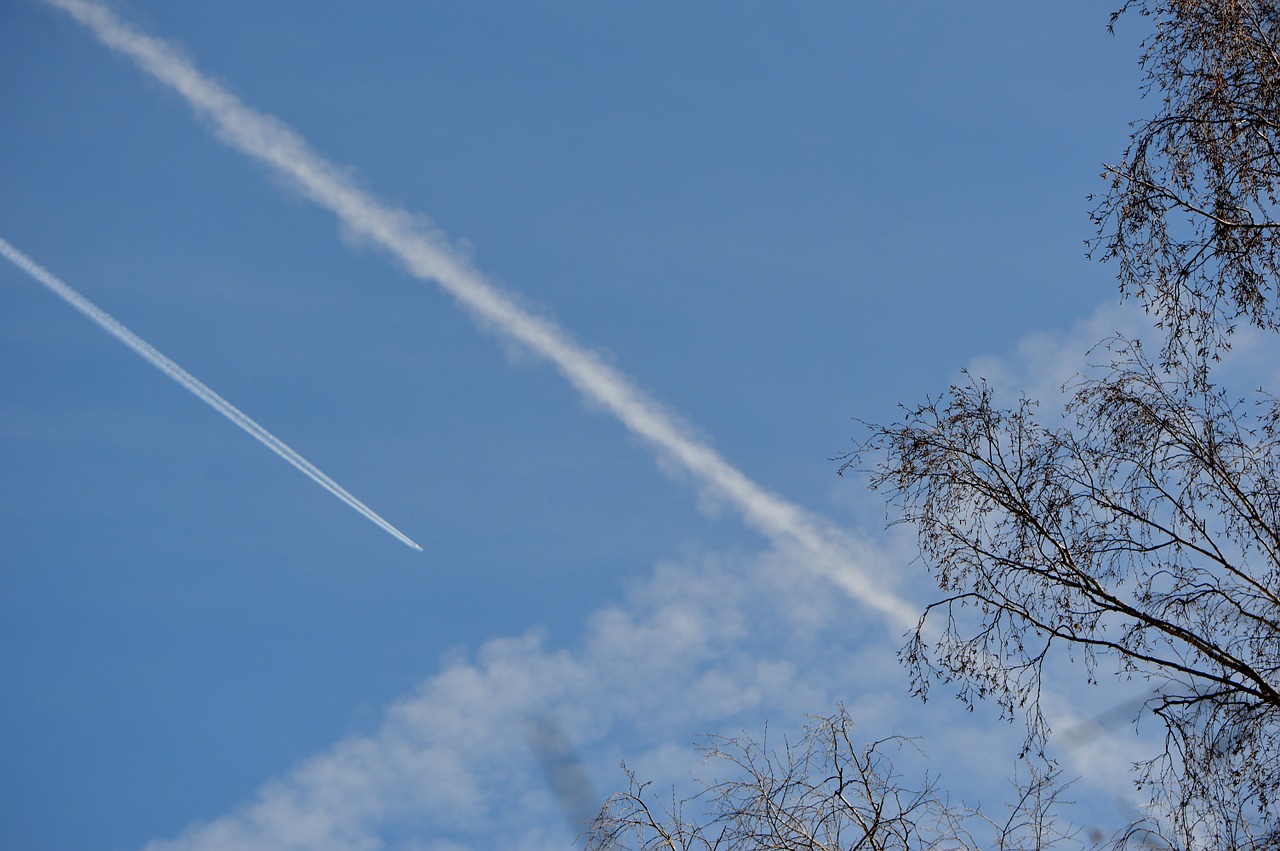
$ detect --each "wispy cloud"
[139,536,1139,850]
[40,0,916,631]
[0,235,421,551]
[963,298,1280,407]
[138,545,942,851]
[964,300,1149,406]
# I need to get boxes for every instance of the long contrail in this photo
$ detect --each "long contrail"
[0,236,422,552]
[41,0,916,629]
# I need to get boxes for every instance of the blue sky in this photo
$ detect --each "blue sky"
[0,3,1175,848]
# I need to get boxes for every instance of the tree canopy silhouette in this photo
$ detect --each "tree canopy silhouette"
[595,3,1280,848]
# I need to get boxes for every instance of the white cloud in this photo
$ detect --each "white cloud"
[964,300,1150,406]
[142,542,925,850]
[965,297,1280,408]
[142,523,1158,849]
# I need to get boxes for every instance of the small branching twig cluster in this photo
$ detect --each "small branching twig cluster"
[588,708,1078,851]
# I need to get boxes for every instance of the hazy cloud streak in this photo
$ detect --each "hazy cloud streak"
[42,0,916,629]
[0,235,422,552]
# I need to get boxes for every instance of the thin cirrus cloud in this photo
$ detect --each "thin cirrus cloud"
[0,235,422,552]
[39,0,918,633]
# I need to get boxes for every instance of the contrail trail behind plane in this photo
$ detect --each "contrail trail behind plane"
[41,0,916,629]
[0,236,423,552]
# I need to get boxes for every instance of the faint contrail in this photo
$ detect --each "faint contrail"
[0,236,422,552]
[42,0,915,629]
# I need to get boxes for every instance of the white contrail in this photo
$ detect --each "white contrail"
[0,236,423,552]
[41,0,916,629]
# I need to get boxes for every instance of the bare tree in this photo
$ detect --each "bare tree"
[595,3,1279,848]
[850,2,1280,846]
[587,707,1079,851]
